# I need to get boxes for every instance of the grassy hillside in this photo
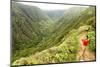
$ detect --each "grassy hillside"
[12,2,54,62]
[13,28,79,65]
[11,2,96,66]
[12,25,96,65]
[45,10,65,22]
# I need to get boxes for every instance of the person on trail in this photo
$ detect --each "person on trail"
[79,29,90,61]
[81,35,89,60]
[82,36,89,47]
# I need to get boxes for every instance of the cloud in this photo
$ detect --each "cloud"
[18,0,95,5]
[18,2,88,10]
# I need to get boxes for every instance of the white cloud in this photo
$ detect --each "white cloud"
[19,2,73,10]
[13,0,95,10]
[18,2,88,10]
[20,0,95,5]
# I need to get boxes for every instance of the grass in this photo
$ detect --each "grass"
[12,27,80,66]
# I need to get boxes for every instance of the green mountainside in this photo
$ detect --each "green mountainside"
[11,2,96,66]
[12,2,54,62]
[45,10,65,21]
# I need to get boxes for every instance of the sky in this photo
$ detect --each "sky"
[19,2,75,10]
[16,1,89,10]
[15,0,95,5]
[12,0,95,10]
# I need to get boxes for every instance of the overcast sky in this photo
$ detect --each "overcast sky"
[18,1,89,10]
[12,0,95,10]
[19,2,75,10]
[17,0,95,5]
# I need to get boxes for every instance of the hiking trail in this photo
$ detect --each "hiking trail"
[77,33,95,61]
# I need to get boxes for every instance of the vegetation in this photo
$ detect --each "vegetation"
[11,2,96,66]
[13,29,79,65]
[88,31,96,52]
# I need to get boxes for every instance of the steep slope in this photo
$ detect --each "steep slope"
[12,2,54,62]
[25,6,95,62]
[74,7,96,30]
[33,7,88,53]
[45,10,65,22]
[12,3,96,65]
[13,28,79,65]
[12,25,96,65]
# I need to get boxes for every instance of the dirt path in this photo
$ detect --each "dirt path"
[77,33,95,61]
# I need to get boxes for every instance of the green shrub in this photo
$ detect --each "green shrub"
[12,28,80,65]
[87,31,96,52]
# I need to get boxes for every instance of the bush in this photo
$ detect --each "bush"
[12,29,80,65]
[87,31,96,52]
[78,25,91,34]
[12,58,28,65]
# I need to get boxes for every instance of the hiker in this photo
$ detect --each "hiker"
[79,29,90,61]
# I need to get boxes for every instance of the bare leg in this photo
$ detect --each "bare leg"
[82,47,86,60]
[78,47,86,61]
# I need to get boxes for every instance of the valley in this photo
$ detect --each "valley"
[11,2,96,66]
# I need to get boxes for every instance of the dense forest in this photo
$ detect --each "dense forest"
[11,2,96,66]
